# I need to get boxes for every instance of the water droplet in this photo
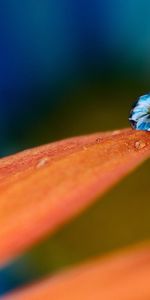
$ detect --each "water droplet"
[36,157,49,168]
[63,144,74,151]
[83,146,87,150]
[95,137,101,143]
[112,130,121,135]
[129,93,150,131]
[135,140,146,150]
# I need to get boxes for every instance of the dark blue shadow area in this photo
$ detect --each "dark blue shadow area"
[0,260,30,296]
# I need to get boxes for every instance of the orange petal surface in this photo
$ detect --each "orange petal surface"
[4,243,150,300]
[0,129,150,264]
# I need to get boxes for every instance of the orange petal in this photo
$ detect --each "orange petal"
[4,243,150,300]
[0,129,150,264]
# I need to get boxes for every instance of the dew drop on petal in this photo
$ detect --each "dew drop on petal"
[83,146,88,151]
[36,157,49,168]
[135,140,146,150]
[95,137,101,144]
[129,93,150,131]
[112,130,121,135]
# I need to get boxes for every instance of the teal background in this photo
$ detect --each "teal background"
[1,0,150,156]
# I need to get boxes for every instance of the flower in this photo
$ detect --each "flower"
[1,128,150,299]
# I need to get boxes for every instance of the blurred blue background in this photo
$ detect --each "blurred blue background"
[1,0,150,157]
[1,0,150,296]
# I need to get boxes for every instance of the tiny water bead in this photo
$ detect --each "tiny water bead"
[129,94,150,131]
